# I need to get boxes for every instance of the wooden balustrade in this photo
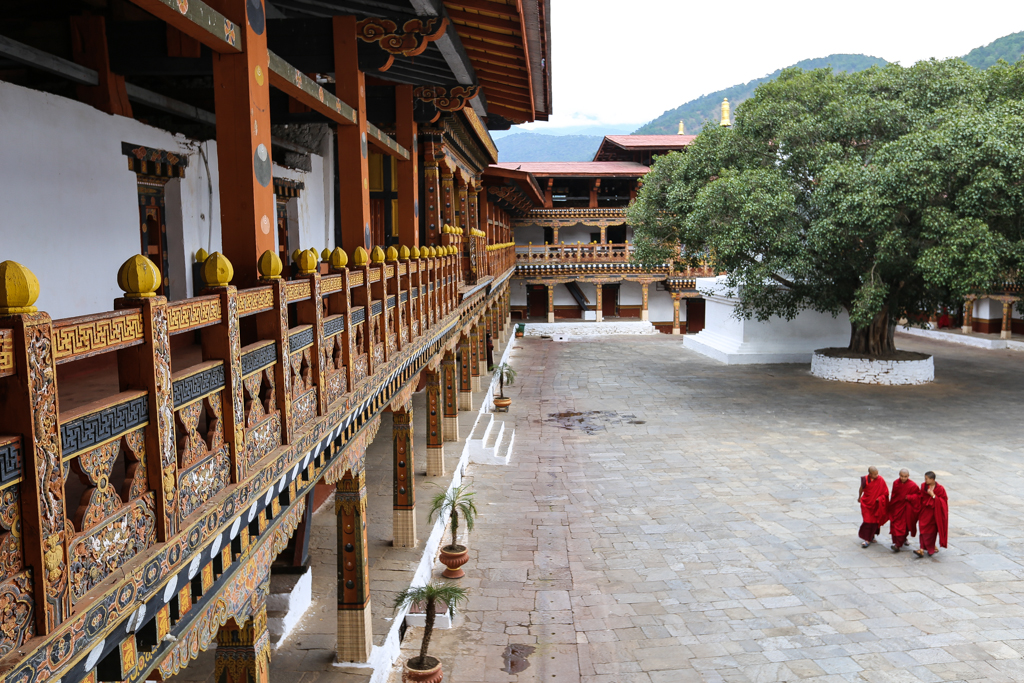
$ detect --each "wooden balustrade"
[515,243,634,264]
[0,248,514,683]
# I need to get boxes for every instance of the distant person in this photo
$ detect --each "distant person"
[914,471,948,558]
[888,469,920,552]
[858,467,890,548]
[937,312,951,329]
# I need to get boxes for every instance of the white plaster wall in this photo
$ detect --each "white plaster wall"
[557,225,598,244]
[576,282,597,306]
[511,281,527,305]
[648,288,675,322]
[514,225,545,245]
[552,283,577,306]
[973,297,1003,320]
[275,159,331,254]
[619,281,643,305]
[0,80,328,317]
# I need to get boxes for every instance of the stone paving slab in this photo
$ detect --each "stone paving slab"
[389,335,1024,683]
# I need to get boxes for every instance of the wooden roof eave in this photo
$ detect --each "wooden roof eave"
[483,166,544,205]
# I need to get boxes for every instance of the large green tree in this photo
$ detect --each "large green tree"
[629,59,1024,355]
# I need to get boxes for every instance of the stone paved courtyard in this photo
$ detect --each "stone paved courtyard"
[392,334,1024,683]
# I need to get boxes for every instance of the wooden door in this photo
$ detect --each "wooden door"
[687,298,706,333]
[601,284,618,318]
[528,285,547,319]
[137,177,169,297]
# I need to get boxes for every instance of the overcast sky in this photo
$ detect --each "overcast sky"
[522,0,1024,130]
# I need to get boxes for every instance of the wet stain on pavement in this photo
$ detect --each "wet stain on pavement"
[502,644,535,673]
[547,411,645,433]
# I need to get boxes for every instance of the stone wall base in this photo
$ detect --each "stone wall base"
[393,508,417,548]
[443,416,459,441]
[426,446,445,476]
[337,602,373,663]
[810,352,934,385]
[459,391,473,411]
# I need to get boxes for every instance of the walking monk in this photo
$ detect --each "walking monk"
[888,469,920,552]
[858,467,889,548]
[914,471,948,558]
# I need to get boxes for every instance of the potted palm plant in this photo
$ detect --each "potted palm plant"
[429,484,477,579]
[393,581,468,683]
[493,362,516,410]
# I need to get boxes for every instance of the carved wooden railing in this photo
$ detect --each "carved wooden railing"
[0,246,514,683]
[516,243,634,263]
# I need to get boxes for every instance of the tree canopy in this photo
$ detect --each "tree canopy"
[628,59,1024,354]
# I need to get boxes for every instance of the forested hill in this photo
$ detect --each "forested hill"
[633,54,887,135]
[634,31,1024,136]
[961,31,1024,69]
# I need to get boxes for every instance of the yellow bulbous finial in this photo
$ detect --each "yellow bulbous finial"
[296,249,318,275]
[678,120,685,135]
[399,245,410,260]
[321,248,331,262]
[385,246,399,262]
[426,246,435,258]
[0,261,40,314]
[257,250,283,280]
[118,254,161,298]
[291,249,302,264]
[330,247,348,269]
[411,245,421,259]
[201,252,234,287]
[720,98,731,127]
[353,246,369,267]
[370,246,385,264]
[195,248,209,263]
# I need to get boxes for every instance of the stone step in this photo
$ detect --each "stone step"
[483,419,504,451]
[468,412,493,444]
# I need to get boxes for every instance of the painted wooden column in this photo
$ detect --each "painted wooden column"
[395,84,419,248]
[547,284,555,323]
[441,168,455,228]
[211,0,276,285]
[422,140,443,246]
[671,293,682,335]
[337,469,372,662]
[334,16,372,253]
[595,285,604,323]
[458,335,473,410]
[442,350,459,441]
[1001,301,1014,340]
[0,302,70,632]
[70,16,132,117]
[600,225,607,245]
[962,299,974,334]
[213,604,271,683]
[426,370,445,476]
[467,184,480,285]
[641,283,650,322]
[469,324,481,391]
[392,403,416,547]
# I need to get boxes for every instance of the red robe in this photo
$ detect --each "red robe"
[860,475,890,526]
[888,479,920,541]
[919,483,949,551]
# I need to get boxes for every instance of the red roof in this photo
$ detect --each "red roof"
[490,161,649,176]
[603,135,697,148]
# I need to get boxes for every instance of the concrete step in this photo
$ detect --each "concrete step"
[483,419,504,451]
[468,412,493,444]
[266,565,312,649]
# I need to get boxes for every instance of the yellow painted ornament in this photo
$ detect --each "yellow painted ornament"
[321,248,331,262]
[195,248,209,263]
[385,246,399,262]
[330,247,348,269]
[118,254,161,298]
[399,245,410,260]
[257,250,283,280]
[292,249,302,264]
[353,246,369,267]
[371,246,385,264]
[296,249,318,275]
[411,246,421,259]
[0,260,40,314]
[201,252,234,287]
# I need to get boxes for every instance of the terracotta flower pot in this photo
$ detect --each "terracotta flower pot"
[515,331,524,338]
[493,396,512,409]
[403,656,443,683]
[438,544,469,579]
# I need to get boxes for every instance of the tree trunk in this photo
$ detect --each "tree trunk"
[848,306,896,356]
[418,598,435,667]
[450,511,459,549]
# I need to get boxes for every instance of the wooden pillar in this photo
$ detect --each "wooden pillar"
[600,225,607,245]
[671,293,682,335]
[547,284,555,323]
[0,310,70,632]
[337,469,372,662]
[458,335,473,410]
[70,16,132,117]
[441,169,455,227]
[423,140,443,246]
[552,226,559,246]
[595,284,603,322]
[962,298,974,334]
[469,324,481,391]
[214,603,271,683]
[426,370,445,476]
[467,184,480,285]
[395,85,419,248]
[442,350,459,441]
[641,283,649,322]
[211,0,276,286]
[392,404,416,547]
[1001,301,1013,340]
[334,16,372,253]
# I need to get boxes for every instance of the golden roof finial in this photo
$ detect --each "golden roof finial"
[0,261,40,314]
[678,120,685,135]
[720,98,731,127]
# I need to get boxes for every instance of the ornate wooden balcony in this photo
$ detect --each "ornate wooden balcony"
[0,244,513,683]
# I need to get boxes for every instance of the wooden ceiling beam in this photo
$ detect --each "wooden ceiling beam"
[453,24,522,49]
[447,8,522,33]
[481,90,530,111]
[474,62,528,80]
[462,39,524,62]
[479,78,531,98]
[445,0,520,18]
[486,101,530,123]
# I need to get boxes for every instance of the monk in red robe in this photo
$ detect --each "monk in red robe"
[858,467,889,547]
[888,469,920,552]
[915,471,948,557]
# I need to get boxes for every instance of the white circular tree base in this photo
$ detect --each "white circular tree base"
[811,352,934,385]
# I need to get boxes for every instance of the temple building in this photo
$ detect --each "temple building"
[0,0,547,681]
